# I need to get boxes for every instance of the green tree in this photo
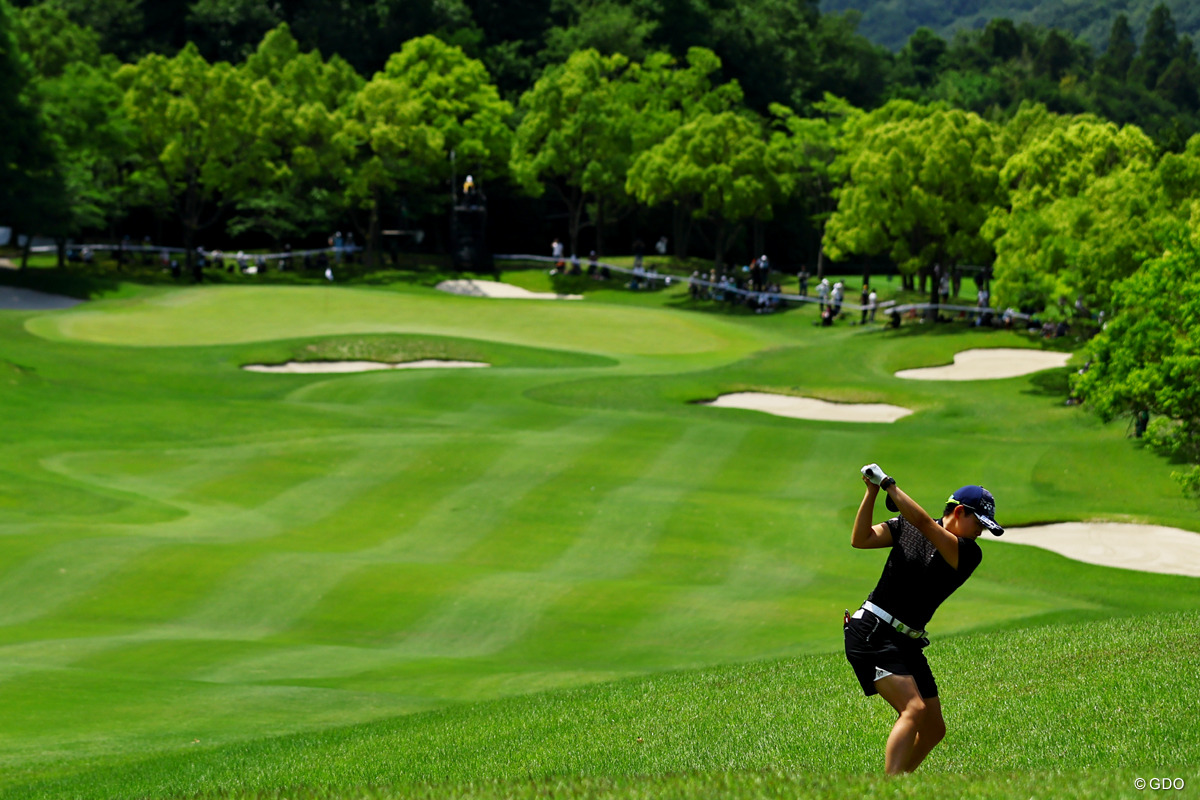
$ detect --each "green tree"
[511,49,631,256]
[1098,14,1137,80]
[769,95,862,277]
[984,111,1165,312]
[116,43,281,276]
[627,110,791,267]
[14,4,133,262]
[0,0,67,265]
[894,27,947,88]
[1034,29,1076,80]
[1130,3,1178,89]
[339,35,512,265]
[1074,238,1200,498]
[823,102,1000,285]
[231,24,363,245]
[543,0,659,63]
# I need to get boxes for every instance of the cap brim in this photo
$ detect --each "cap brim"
[976,512,1004,536]
[885,495,899,513]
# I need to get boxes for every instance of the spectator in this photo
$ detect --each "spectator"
[799,267,809,297]
[817,278,830,312]
[832,281,845,317]
[551,238,564,272]
[861,283,870,324]
[655,236,668,255]
[868,288,878,322]
[633,238,645,270]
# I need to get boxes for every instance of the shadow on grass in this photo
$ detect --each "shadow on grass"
[0,265,122,299]
[1022,367,1073,399]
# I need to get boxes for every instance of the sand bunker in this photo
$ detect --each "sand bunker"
[244,360,490,374]
[986,522,1200,578]
[0,286,83,311]
[701,392,913,423]
[436,279,582,300]
[896,348,1071,381]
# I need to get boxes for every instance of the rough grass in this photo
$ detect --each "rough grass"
[10,612,1195,799]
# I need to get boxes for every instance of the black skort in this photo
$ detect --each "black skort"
[844,609,939,699]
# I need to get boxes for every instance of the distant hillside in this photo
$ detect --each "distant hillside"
[821,0,1200,51]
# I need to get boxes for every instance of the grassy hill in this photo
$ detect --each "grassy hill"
[11,611,1197,798]
[820,0,1200,52]
[1,267,1197,798]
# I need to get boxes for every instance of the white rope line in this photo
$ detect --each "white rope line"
[27,244,359,260]
[494,254,1025,318]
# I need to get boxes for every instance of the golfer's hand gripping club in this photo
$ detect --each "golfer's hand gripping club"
[860,463,890,487]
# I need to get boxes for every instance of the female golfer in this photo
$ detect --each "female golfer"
[845,463,1004,774]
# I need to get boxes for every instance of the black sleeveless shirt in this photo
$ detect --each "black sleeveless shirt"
[866,516,983,630]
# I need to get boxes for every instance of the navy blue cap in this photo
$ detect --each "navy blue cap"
[947,485,1003,535]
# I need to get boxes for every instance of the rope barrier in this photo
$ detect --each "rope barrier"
[494,254,1026,319]
[24,244,1027,322]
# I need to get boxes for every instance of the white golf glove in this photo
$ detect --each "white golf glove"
[860,463,890,486]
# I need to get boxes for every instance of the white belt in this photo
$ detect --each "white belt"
[862,601,926,639]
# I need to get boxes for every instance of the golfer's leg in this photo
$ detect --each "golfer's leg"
[904,695,946,772]
[874,674,926,774]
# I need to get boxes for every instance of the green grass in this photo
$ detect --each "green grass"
[10,612,1196,799]
[0,270,1195,799]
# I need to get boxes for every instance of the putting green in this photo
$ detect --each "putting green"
[25,285,776,359]
[1,280,1198,796]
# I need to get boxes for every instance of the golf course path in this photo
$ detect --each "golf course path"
[988,522,1200,578]
[896,348,1071,380]
[0,286,83,310]
[243,360,490,373]
[436,279,582,300]
[700,392,913,423]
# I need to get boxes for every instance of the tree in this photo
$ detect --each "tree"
[1034,29,1075,81]
[613,46,745,257]
[895,27,947,88]
[116,43,280,277]
[626,110,791,268]
[1098,14,1136,80]
[983,110,1165,313]
[339,35,512,265]
[1130,3,1178,90]
[982,18,1023,63]
[0,0,67,264]
[232,24,363,245]
[543,0,659,63]
[14,5,132,262]
[511,49,632,257]
[768,95,862,277]
[823,102,1000,284]
[1074,237,1200,498]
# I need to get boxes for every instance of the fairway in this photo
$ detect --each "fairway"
[2,277,1197,798]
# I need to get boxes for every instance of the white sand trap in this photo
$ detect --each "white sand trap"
[986,522,1200,578]
[896,348,1071,381]
[702,392,913,423]
[436,279,582,300]
[0,286,83,310]
[244,360,489,374]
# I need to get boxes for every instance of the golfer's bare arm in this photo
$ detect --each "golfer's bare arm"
[851,479,893,549]
[882,482,961,569]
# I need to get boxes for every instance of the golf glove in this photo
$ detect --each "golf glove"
[860,463,890,486]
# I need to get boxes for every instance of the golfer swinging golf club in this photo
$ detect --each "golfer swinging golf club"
[845,463,1004,774]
